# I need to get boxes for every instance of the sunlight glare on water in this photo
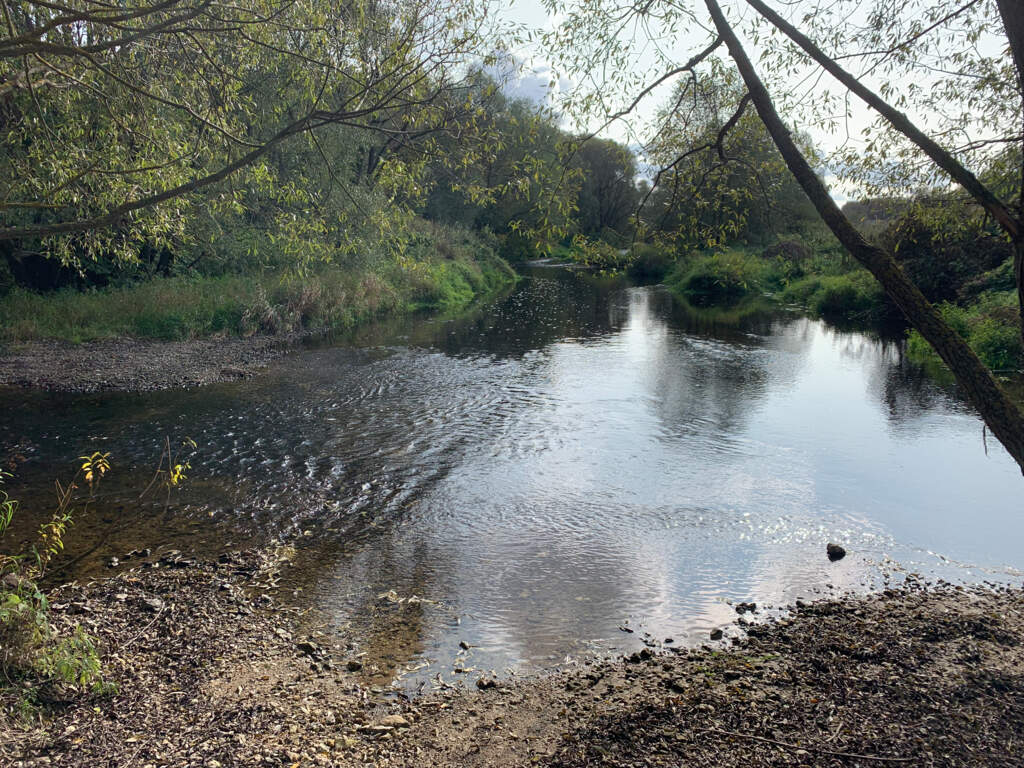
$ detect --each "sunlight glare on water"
[2,265,1021,686]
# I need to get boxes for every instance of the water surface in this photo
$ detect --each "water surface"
[3,266,1021,687]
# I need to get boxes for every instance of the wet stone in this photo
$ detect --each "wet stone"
[827,542,847,561]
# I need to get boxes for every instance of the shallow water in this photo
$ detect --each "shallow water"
[3,265,1022,687]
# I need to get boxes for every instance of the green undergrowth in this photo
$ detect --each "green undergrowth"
[662,242,888,324]
[907,291,1023,372]
[0,231,515,344]
[780,271,887,323]
[666,248,781,306]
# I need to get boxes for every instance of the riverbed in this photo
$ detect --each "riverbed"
[2,264,1021,688]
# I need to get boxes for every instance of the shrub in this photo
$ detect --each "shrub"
[781,270,886,322]
[626,243,676,282]
[668,250,774,306]
[906,297,1023,372]
[1,459,110,712]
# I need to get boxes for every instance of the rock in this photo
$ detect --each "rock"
[378,715,410,728]
[296,641,321,658]
[734,602,757,614]
[627,648,653,664]
[459,640,471,650]
[476,676,497,689]
[827,543,847,562]
[710,628,724,641]
[618,626,634,633]
[346,659,363,672]
[141,597,164,613]
[1,572,20,591]
[107,557,120,568]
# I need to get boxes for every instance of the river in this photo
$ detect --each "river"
[2,264,1022,687]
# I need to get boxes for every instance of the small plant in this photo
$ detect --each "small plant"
[1,455,112,717]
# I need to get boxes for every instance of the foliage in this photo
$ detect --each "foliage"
[562,236,632,272]
[666,248,777,306]
[1,458,111,711]
[0,225,514,343]
[908,293,1024,372]
[0,0,502,267]
[883,208,1012,304]
[626,243,678,282]
[781,271,887,323]
[638,63,821,250]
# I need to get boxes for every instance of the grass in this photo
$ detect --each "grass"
[0,240,515,344]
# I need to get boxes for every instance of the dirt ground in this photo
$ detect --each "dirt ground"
[0,335,303,392]
[3,548,1023,768]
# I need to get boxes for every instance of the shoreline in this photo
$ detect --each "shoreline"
[3,547,1022,767]
[0,333,307,393]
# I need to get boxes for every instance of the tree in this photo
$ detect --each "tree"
[541,0,1024,472]
[639,62,819,247]
[0,0,497,266]
[572,137,638,240]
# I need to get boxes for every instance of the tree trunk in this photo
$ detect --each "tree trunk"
[705,0,1024,474]
[997,0,1024,91]
[746,0,1024,345]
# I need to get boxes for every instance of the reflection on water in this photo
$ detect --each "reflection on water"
[2,266,1022,687]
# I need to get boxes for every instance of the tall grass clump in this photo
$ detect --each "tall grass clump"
[781,270,886,323]
[0,224,514,344]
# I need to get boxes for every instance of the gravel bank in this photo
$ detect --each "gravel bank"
[0,335,303,392]
[3,549,1022,767]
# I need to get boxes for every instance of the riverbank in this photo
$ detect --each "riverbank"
[0,251,515,392]
[4,547,1022,767]
[0,334,305,392]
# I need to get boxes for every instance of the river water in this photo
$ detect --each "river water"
[2,264,1022,687]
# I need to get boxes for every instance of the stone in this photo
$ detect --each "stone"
[378,715,410,728]
[296,641,321,658]
[141,597,164,613]
[346,659,363,672]
[827,543,847,562]
[710,628,724,641]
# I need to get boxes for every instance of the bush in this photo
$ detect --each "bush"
[668,249,775,306]
[781,270,886,322]
[883,211,1011,303]
[906,296,1023,372]
[1,461,110,715]
[626,243,676,282]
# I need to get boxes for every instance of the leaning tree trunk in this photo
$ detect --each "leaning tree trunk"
[746,0,1024,347]
[704,0,1024,474]
[997,0,1024,347]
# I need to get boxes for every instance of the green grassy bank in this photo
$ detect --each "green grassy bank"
[658,240,1022,373]
[0,230,515,345]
